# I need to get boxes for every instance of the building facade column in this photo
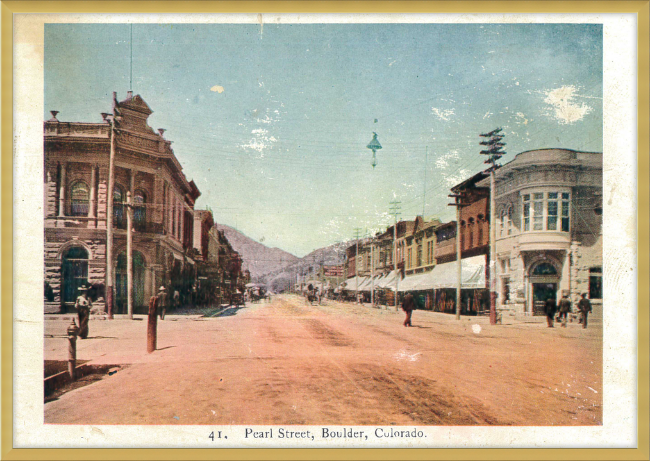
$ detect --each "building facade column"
[87,164,97,227]
[57,162,67,227]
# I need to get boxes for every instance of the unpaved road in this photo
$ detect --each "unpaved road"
[45,295,602,425]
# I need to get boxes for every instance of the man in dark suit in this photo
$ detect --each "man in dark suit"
[578,293,593,329]
[402,292,415,327]
[544,296,557,328]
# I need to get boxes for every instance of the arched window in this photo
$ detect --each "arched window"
[507,206,514,235]
[531,262,557,276]
[113,186,126,229]
[499,209,507,237]
[70,181,89,216]
[62,246,88,303]
[134,189,147,232]
[468,218,475,248]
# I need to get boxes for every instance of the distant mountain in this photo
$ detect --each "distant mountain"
[260,240,351,293]
[216,224,299,280]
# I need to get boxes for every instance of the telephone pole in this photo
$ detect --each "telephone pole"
[480,128,506,326]
[353,228,362,302]
[104,92,121,319]
[369,231,375,308]
[423,146,428,217]
[448,193,469,320]
[389,200,401,310]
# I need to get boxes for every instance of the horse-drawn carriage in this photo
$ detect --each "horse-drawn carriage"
[230,292,244,307]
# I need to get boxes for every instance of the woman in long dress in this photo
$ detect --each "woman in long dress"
[75,285,92,339]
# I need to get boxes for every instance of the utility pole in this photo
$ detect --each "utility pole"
[423,146,428,217]
[449,193,469,320]
[370,233,375,308]
[104,92,120,319]
[353,228,362,302]
[480,128,506,326]
[126,190,134,320]
[389,200,401,310]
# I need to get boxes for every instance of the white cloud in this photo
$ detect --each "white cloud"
[543,85,593,124]
[210,85,224,93]
[515,112,529,125]
[435,149,460,169]
[431,107,455,121]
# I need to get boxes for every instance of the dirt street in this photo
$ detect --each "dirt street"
[44,295,602,425]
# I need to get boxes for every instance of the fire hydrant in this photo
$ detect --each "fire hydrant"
[67,320,79,380]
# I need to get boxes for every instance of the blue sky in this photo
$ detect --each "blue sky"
[45,22,602,256]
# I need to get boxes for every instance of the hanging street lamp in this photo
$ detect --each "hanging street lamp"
[366,132,382,168]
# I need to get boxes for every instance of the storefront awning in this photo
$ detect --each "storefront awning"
[425,255,486,289]
[376,270,400,290]
[397,272,433,292]
[343,276,368,291]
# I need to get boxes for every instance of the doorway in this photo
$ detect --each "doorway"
[532,283,557,316]
[115,251,146,314]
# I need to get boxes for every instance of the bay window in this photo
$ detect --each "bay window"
[522,191,570,232]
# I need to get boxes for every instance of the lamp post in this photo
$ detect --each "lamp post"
[367,132,382,168]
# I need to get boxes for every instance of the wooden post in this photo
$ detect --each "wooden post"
[66,320,79,380]
[147,296,158,353]
[127,188,133,320]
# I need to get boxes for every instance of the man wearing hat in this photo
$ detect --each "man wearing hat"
[158,286,168,320]
[75,285,91,339]
[578,293,593,329]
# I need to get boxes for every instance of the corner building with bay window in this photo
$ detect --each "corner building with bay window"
[477,148,603,317]
[44,92,200,314]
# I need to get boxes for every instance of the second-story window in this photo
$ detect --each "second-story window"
[134,190,146,232]
[416,243,422,267]
[70,181,89,216]
[113,186,126,229]
[522,192,570,232]
[468,219,475,248]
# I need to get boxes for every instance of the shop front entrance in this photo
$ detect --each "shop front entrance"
[532,283,557,316]
[528,261,560,316]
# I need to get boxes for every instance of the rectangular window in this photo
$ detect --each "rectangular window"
[547,198,558,230]
[589,267,602,299]
[523,196,530,231]
[561,195,570,232]
[533,199,544,230]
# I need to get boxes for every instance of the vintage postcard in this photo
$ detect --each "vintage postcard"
[10,10,640,452]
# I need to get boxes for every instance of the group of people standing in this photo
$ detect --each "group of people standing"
[544,293,593,329]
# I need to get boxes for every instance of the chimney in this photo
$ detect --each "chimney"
[126,91,133,99]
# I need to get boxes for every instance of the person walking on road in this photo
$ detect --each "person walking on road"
[544,296,557,328]
[402,292,415,327]
[558,294,572,328]
[157,286,168,320]
[578,293,593,329]
[75,285,91,339]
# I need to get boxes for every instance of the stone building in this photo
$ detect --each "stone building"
[44,92,201,314]
[477,148,603,317]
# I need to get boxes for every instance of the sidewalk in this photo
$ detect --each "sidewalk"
[328,299,601,327]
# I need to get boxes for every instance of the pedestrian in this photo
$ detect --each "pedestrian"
[75,284,91,339]
[578,293,593,329]
[544,296,557,328]
[173,289,180,310]
[558,293,572,327]
[402,292,415,327]
[157,286,168,320]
